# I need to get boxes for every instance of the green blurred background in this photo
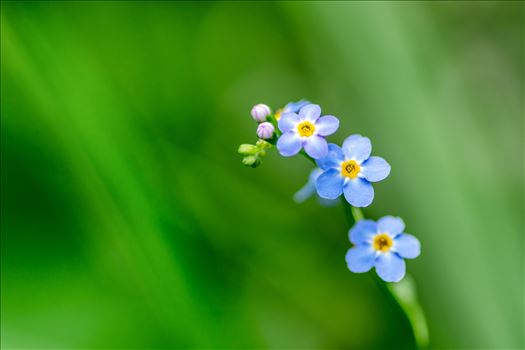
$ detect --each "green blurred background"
[1,1,523,349]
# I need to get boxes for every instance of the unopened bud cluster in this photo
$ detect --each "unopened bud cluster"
[238,139,271,168]
[251,103,276,141]
[237,103,280,168]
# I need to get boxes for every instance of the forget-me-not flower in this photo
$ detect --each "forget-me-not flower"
[346,216,420,282]
[277,104,339,159]
[315,135,390,207]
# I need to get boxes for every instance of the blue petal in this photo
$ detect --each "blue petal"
[276,131,302,157]
[304,135,328,159]
[360,156,391,182]
[278,112,299,133]
[375,252,406,282]
[346,245,376,273]
[309,168,324,182]
[293,179,315,203]
[315,115,339,136]
[293,168,323,203]
[349,219,378,244]
[315,143,344,170]
[298,104,321,121]
[343,178,374,207]
[283,99,310,113]
[342,135,372,163]
[394,234,421,259]
[377,216,405,237]
[315,168,344,199]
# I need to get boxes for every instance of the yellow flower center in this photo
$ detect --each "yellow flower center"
[341,160,361,179]
[275,109,282,121]
[297,121,315,137]
[373,233,393,252]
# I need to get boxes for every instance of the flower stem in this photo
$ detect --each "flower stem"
[299,150,317,165]
[386,274,429,348]
[351,206,364,222]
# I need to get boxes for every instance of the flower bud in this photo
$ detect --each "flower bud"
[256,122,274,139]
[242,155,261,168]
[250,104,271,122]
[238,144,259,156]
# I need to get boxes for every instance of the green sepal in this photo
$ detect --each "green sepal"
[242,155,261,168]
[238,144,259,156]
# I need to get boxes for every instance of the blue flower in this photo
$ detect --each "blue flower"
[345,216,420,282]
[315,135,390,207]
[276,104,339,159]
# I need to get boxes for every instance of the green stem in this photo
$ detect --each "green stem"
[386,275,429,348]
[341,197,355,224]
[299,150,317,165]
[351,206,365,222]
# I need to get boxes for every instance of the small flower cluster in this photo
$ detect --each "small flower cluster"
[238,100,420,282]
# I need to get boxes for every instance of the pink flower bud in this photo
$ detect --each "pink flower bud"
[257,122,274,139]
[250,104,271,122]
